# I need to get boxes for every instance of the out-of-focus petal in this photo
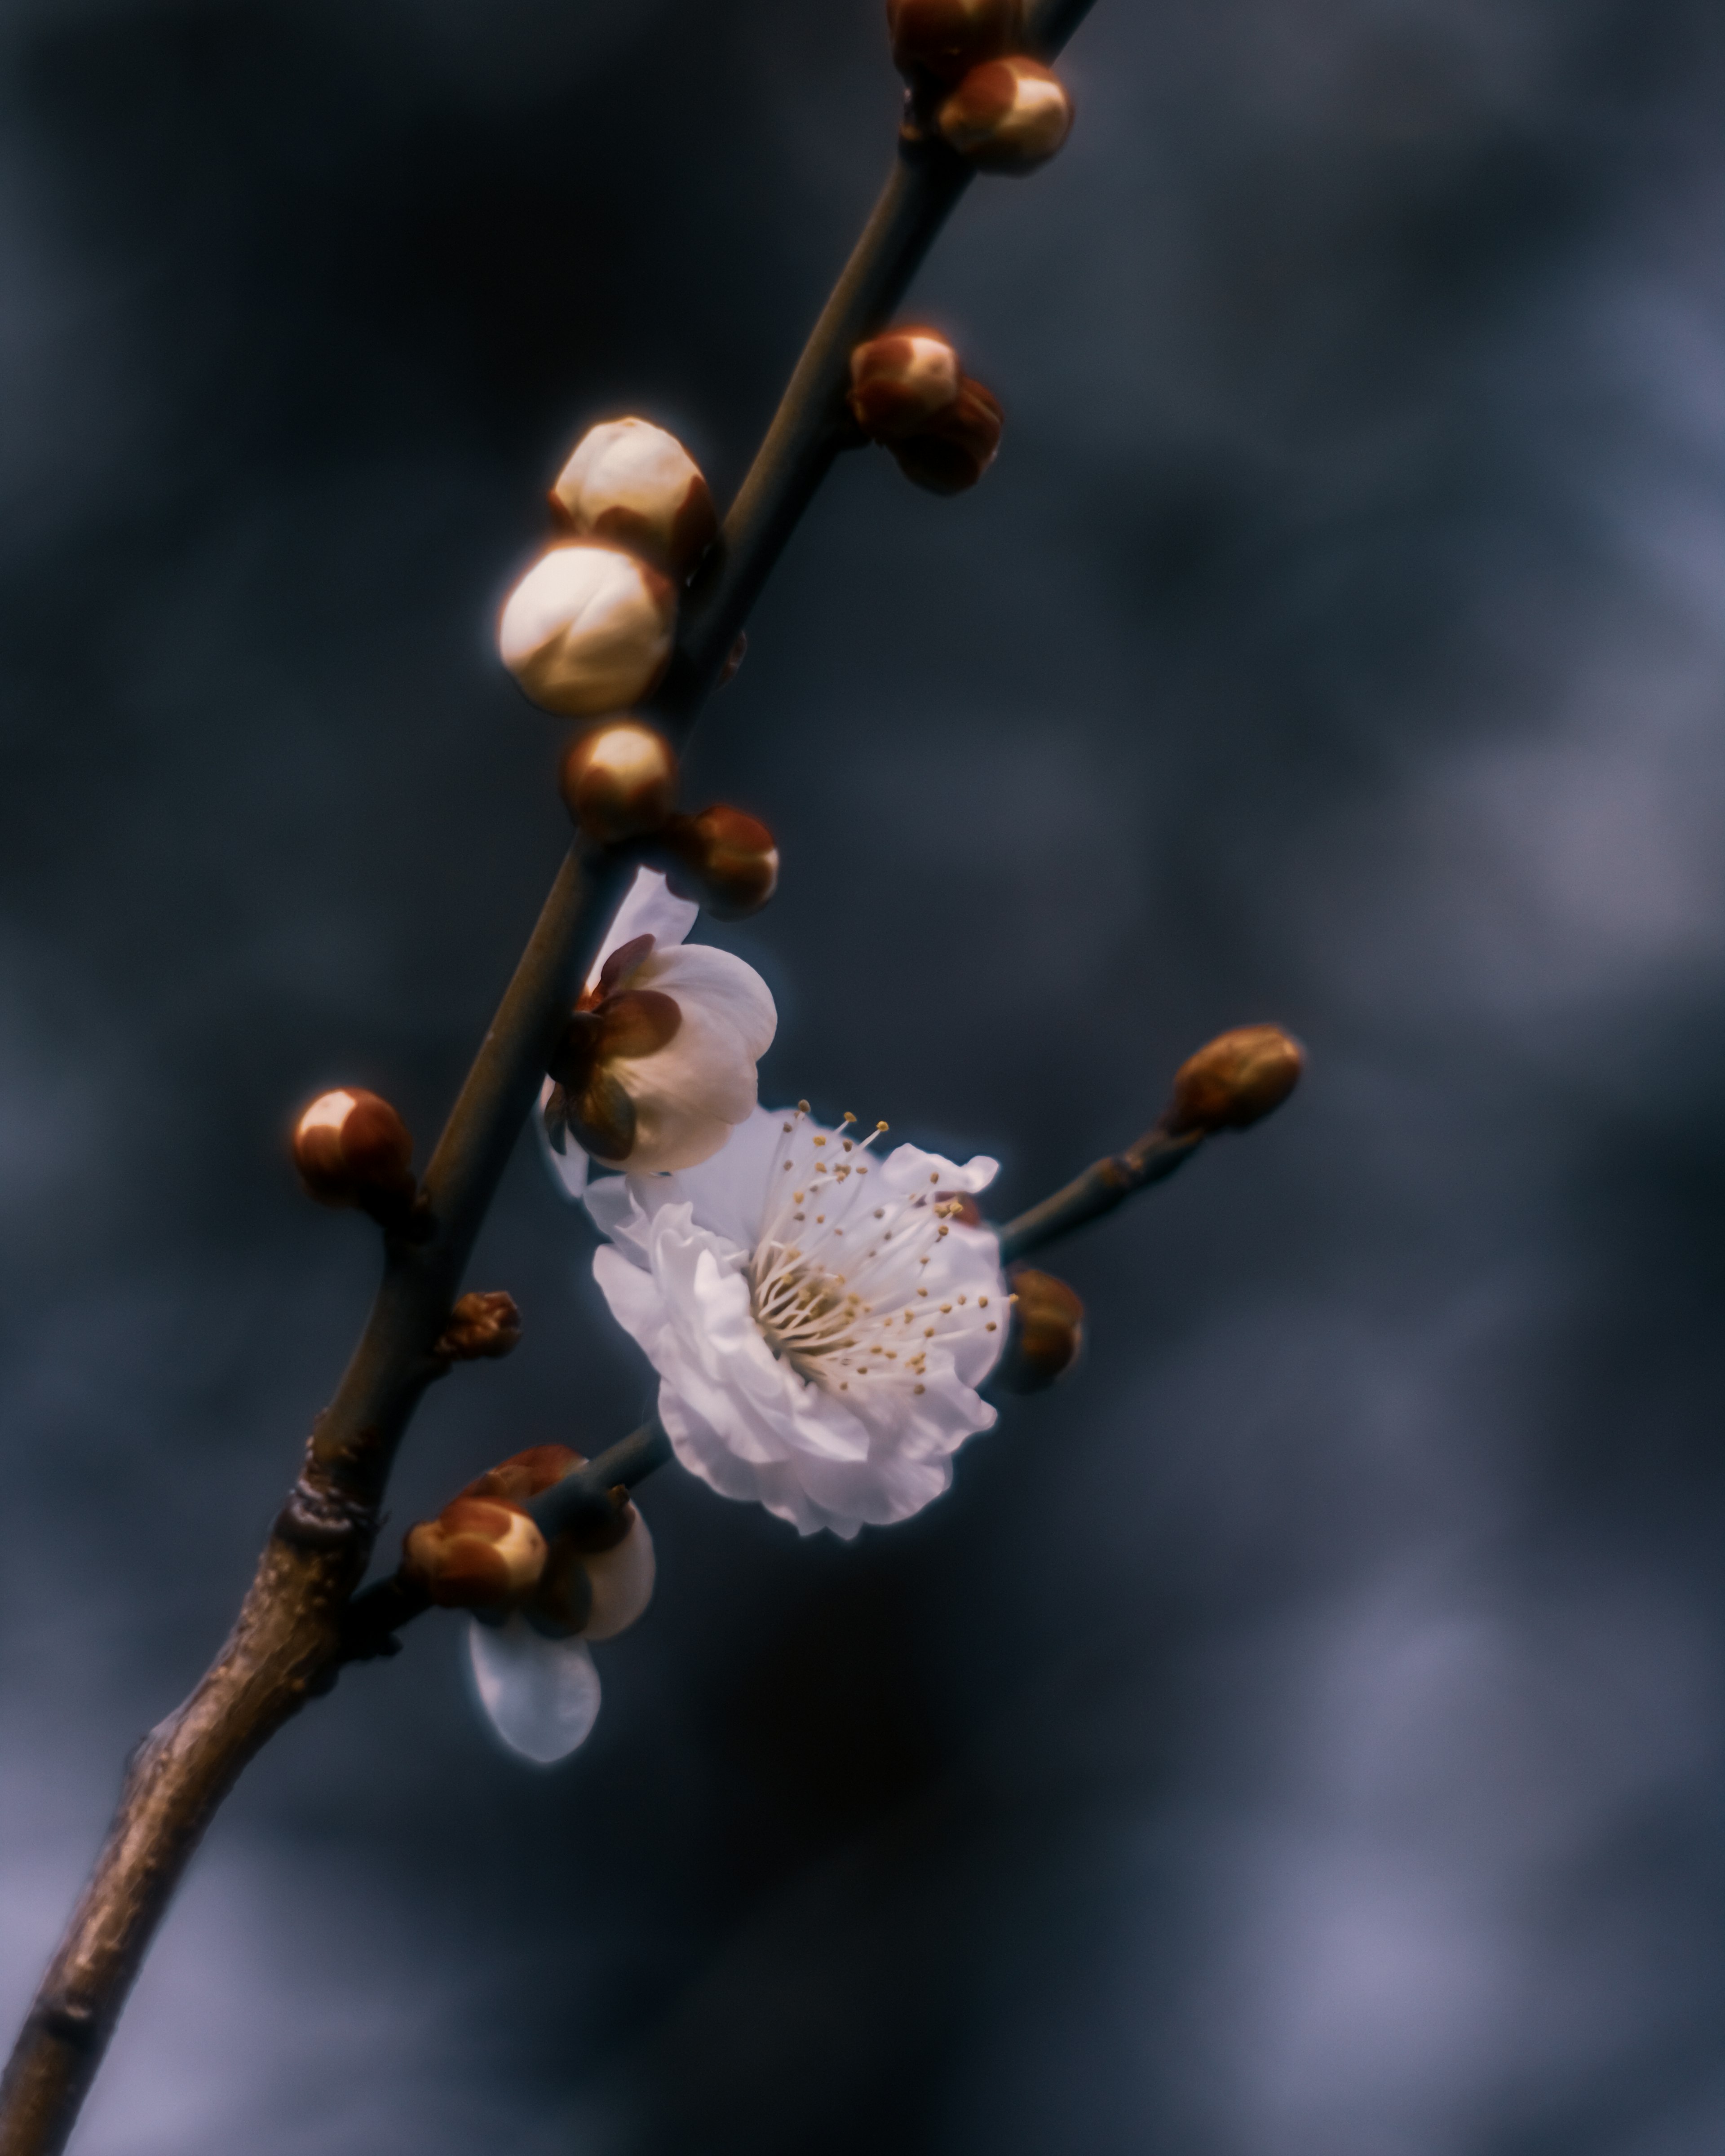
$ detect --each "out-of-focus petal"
[582,1514,657,1641]
[587,868,699,993]
[466,1615,602,1764]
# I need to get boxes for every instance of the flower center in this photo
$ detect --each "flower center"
[748,1105,1000,1399]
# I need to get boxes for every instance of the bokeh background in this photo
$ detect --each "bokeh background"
[2,1,1721,2150]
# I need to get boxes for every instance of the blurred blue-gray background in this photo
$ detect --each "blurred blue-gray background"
[1,2,1721,2150]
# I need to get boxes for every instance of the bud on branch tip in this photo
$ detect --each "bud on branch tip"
[1165,1025,1304,1136]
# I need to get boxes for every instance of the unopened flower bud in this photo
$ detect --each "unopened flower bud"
[848,329,961,440]
[403,1496,547,1611]
[889,375,1003,494]
[434,1290,523,1364]
[718,632,748,687]
[292,1088,416,1215]
[937,57,1073,172]
[558,720,680,844]
[996,1267,1084,1392]
[498,543,676,720]
[887,0,1024,82]
[659,804,780,919]
[463,1443,583,1507]
[549,417,718,577]
[1166,1025,1305,1135]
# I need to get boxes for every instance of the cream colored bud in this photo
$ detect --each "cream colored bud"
[937,57,1073,172]
[1166,1025,1305,1135]
[996,1268,1084,1393]
[403,1497,547,1611]
[498,543,676,720]
[549,418,718,576]
[887,0,1023,83]
[559,720,680,844]
[292,1087,416,1215]
[848,329,962,441]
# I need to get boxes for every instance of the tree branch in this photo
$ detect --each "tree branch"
[0,8,1101,2149]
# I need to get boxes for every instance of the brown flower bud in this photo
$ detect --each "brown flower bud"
[558,720,680,844]
[659,804,780,920]
[498,543,676,720]
[937,57,1073,172]
[433,1290,522,1364]
[1166,1025,1305,1135]
[402,1496,547,1611]
[848,328,962,441]
[996,1267,1084,1392]
[718,632,748,687]
[887,0,1023,83]
[464,1444,583,1507]
[292,1088,416,1215]
[889,375,1003,494]
[549,417,718,576]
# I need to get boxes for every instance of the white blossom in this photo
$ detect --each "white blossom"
[584,1103,1007,1537]
[539,867,776,1197]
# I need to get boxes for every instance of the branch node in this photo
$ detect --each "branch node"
[431,1290,523,1366]
[272,1476,380,1552]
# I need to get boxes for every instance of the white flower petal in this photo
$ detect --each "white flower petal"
[876,1142,1000,1197]
[466,1615,602,1764]
[635,944,777,1061]
[606,997,761,1174]
[581,1513,656,1641]
[588,867,698,992]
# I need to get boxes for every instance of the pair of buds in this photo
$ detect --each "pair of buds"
[402,1445,655,1643]
[848,329,1003,495]
[889,0,1074,172]
[499,418,717,723]
[559,721,778,921]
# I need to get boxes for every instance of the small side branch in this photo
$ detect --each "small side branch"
[997,1124,1205,1265]
[337,1421,675,1664]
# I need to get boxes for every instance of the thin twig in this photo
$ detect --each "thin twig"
[996,1124,1205,1266]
